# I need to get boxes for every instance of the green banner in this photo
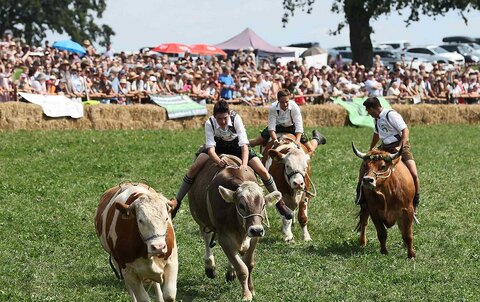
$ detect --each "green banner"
[332,97,392,128]
[150,94,207,119]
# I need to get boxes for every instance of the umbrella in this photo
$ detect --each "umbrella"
[300,46,327,58]
[52,40,86,55]
[189,44,227,56]
[152,43,191,54]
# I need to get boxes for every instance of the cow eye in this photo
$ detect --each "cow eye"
[238,203,246,211]
[380,164,387,170]
[138,219,144,224]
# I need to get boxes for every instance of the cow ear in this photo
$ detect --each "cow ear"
[115,202,133,218]
[268,149,285,162]
[218,185,235,203]
[264,191,282,205]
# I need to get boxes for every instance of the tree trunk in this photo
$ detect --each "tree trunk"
[344,0,373,68]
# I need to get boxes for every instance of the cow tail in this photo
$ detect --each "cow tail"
[109,255,124,280]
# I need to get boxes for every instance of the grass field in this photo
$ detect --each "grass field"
[0,124,479,302]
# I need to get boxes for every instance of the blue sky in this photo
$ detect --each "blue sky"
[47,0,480,52]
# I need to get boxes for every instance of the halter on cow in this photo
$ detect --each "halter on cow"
[263,133,317,242]
[188,154,282,301]
[352,142,416,258]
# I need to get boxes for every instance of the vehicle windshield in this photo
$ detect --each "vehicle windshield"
[458,44,473,53]
[432,47,448,54]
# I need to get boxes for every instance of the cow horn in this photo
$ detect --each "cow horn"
[389,143,403,160]
[352,142,368,160]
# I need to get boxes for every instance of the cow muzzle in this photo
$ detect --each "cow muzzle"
[362,176,376,189]
[286,170,306,190]
[148,240,167,255]
[247,225,265,237]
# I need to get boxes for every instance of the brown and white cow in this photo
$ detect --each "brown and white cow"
[352,143,416,258]
[188,155,281,302]
[263,133,316,242]
[95,183,178,302]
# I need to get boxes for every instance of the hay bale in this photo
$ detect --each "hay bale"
[1,102,479,131]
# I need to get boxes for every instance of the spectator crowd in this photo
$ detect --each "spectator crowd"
[1,31,479,106]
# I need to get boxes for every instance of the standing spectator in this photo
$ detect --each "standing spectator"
[365,71,383,97]
[218,66,234,100]
[83,40,96,57]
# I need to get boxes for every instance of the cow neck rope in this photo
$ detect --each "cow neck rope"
[303,172,317,197]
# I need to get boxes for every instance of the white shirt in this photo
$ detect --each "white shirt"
[375,109,407,144]
[267,100,303,134]
[205,112,249,149]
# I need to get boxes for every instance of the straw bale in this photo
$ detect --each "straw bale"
[1,102,479,131]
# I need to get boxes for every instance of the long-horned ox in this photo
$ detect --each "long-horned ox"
[264,133,316,242]
[352,142,416,258]
[95,183,178,302]
[188,155,281,302]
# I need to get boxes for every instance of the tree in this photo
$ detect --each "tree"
[282,0,479,67]
[0,0,115,47]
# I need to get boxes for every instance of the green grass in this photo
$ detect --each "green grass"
[0,125,479,302]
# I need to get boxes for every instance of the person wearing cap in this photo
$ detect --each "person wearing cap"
[171,100,293,220]
[31,73,47,94]
[357,97,421,220]
[365,71,383,97]
[249,88,326,152]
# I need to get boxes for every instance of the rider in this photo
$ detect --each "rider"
[249,89,326,151]
[171,100,293,220]
[356,97,420,218]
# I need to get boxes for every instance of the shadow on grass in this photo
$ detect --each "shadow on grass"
[176,273,235,302]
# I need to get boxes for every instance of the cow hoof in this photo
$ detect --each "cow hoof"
[380,249,388,255]
[205,267,216,279]
[225,270,236,282]
[284,236,295,243]
[242,293,253,302]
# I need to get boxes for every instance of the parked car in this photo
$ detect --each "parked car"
[405,45,465,65]
[373,50,400,66]
[327,49,353,65]
[331,46,351,51]
[442,36,480,50]
[376,40,411,51]
[439,43,480,63]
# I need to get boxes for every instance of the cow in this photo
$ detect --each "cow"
[188,154,282,302]
[95,183,178,302]
[352,142,416,258]
[263,133,316,242]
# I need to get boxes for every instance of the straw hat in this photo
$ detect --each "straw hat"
[119,78,127,84]
[127,72,138,81]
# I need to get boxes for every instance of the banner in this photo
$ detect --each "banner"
[19,93,84,118]
[332,97,392,128]
[150,94,207,119]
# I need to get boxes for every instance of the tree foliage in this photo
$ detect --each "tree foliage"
[0,0,115,47]
[282,0,479,67]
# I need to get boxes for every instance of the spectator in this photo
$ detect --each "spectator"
[365,71,383,97]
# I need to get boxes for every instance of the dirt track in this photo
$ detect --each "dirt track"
[1,102,479,131]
